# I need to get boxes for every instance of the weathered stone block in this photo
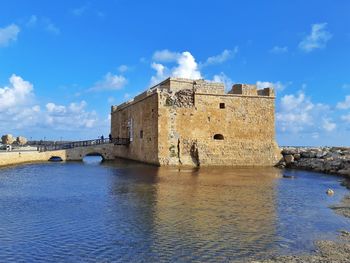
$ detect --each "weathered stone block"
[284,154,294,164]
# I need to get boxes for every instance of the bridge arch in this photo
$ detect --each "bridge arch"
[48,156,63,162]
[83,152,106,161]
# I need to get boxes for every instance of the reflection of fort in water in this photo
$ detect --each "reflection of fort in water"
[106,162,282,260]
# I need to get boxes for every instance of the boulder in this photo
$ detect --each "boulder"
[338,169,350,176]
[326,189,334,195]
[16,136,28,146]
[293,153,301,161]
[1,134,15,145]
[284,154,294,164]
[316,151,327,158]
[282,148,298,155]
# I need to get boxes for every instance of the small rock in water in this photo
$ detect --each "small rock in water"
[326,189,334,195]
[283,174,295,179]
[339,230,350,237]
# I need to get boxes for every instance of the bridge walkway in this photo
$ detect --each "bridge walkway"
[37,138,130,152]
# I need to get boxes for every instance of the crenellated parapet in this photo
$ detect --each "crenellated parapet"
[228,84,275,97]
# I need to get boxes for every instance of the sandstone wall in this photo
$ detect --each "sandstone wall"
[0,150,67,167]
[111,92,159,164]
[110,77,280,167]
[158,91,280,166]
[65,144,115,161]
[0,144,116,167]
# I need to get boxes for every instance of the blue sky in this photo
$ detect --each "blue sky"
[0,0,349,145]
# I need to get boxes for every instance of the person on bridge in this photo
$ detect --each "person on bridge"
[101,135,104,142]
[109,133,112,143]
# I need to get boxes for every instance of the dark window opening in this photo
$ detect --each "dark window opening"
[213,134,224,140]
[219,103,225,109]
[140,130,143,139]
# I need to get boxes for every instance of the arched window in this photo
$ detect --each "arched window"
[213,134,224,140]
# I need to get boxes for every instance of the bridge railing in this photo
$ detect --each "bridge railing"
[37,138,130,152]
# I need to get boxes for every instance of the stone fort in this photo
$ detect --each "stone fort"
[111,77,280,166]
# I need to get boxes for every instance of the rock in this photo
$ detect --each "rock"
[316,151,327,158]
[293,153,301,161]
[275,160,286,168]
[283,174,295,179]
[338,169,350,176]
[16,136,28,146]
[284,154,294,164]
[326,189,335,195]
[165,89,194,108]
[281,148,298,155]
[339,230,350,238]
[280,146,350,178]
[305,158,325,171]
[1,134,15,145]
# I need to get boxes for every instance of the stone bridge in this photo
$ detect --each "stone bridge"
[0,138,130,167]
[37,138,129,162]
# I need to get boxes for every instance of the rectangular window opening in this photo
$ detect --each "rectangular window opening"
[219,103,225,109]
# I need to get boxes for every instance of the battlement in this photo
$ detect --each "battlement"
[111,78,275,114]
[150,77,225,94]
[228,84,275,97]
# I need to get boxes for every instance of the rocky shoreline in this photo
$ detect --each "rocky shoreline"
[277,147,350,178]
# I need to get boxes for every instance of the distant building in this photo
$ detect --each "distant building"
[111,78,280,166]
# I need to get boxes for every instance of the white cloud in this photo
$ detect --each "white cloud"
[0,75,41,131]
[336,95,350,110]
[118,65,129,73]
[276,91,331,133]
[203,47,238,66]
[256,81,287,92]
[270,46,288,54]
[46,102,66,114]
[152,49,180,62]
[212,72,233,90]
[71,4,90,16]
[341,114,350,123]
[0,24,20,47]
[299,23,332,52]
[90,73,127,91]
[172,51,202,79]
[0,74,106,135]
[150,62,168,86]
[322,118,336,132]
[150,51,201,86]
[44,101,97,129]
[0,74,34,111]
